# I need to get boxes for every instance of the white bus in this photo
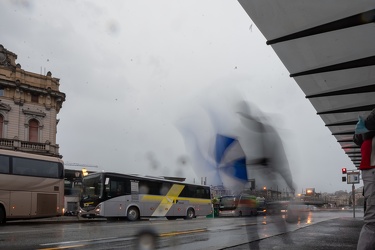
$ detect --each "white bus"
[79,172,212,221]
[0,149,64,224]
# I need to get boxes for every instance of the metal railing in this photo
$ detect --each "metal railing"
[0,138,60,157]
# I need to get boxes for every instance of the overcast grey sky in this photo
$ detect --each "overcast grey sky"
[0,0,355,193]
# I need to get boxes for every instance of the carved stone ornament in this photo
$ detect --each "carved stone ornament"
[22,108,46,117]
[0,45,9,67]
[0,51,6,63]
[0,102,11,111]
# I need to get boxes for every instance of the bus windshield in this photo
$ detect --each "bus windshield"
[82,174,102,199]
[219,196,238,210]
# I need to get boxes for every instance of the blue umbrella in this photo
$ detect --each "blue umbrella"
[215,134,248,193]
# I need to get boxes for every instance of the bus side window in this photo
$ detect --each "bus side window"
[196,188,204,198]
[160,183,170,195]
[116,184,124,195]
[124,180,131,195]
[105,184,110,198]
[0,155,9,173]
[109,181,116,197]
[108,180,126,197]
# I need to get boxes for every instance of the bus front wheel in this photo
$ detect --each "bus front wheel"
[184,208,195,220]
[0,207,5,225]
[127,207,140,221]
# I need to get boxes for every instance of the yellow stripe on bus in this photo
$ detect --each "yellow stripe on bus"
[141,184,185,217]
[165,184,185,197]
[141,196,210,204]
[179,198,210,204]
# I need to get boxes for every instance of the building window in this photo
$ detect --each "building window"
[0,87,4,96]
[31,93,39,103]
[0,115,3,138]
[29,119,39,142]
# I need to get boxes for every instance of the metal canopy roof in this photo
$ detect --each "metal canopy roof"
[238,0,375,168]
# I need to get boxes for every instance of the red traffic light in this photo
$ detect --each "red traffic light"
[342,168,347,174]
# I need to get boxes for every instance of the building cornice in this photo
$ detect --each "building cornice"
[22,108,46,118]
[0,78,66,100]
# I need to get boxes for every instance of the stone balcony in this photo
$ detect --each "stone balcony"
[0,138,60,157]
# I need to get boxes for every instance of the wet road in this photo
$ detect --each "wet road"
[0,211,361,249]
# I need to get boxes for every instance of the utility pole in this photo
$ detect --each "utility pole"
[352,183,356,218]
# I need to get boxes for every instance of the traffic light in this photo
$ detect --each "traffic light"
[342,176,347,182]
[342,168,347,174]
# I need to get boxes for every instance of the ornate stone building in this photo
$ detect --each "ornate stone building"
[0,45,65,157]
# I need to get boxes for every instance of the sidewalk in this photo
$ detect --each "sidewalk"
[229,217,363,250]
[7,215,106,224]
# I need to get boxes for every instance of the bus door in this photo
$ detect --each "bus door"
[103,177,129,217]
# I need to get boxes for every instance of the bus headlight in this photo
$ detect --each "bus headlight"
[95,204,101,214]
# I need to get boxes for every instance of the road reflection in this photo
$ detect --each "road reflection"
[2,211,360,249]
